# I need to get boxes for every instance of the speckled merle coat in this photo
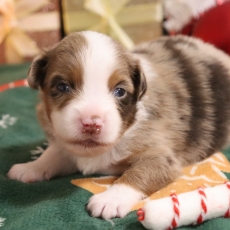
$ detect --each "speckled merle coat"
[7,32,230,219]
[117,35,230,194]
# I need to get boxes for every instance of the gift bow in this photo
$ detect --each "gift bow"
[0,0,59,63]
[64,0,162,50]
[84,0,134,49]
[0,0,16,42]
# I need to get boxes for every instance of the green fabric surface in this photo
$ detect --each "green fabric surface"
[0,63,30,85]
[0,64,230,230]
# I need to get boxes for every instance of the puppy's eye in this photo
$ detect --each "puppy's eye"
[113,88,126,98]
[57,83,70,92]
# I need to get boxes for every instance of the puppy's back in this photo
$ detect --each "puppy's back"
[133,36,230,165]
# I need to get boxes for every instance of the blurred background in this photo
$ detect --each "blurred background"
[0,0,229,65]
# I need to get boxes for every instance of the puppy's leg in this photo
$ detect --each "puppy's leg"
[87,147,181,219]
[7,143,77,183]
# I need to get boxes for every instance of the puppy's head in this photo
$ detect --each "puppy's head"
[28,31,146,157]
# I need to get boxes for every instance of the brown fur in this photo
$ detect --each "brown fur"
[113,36,230,194]
[108,69,134,93]
[34,33,88,122]
[28,34,230,196]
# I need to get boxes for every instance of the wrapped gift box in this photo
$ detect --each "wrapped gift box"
[62,0,163,49]
[0,0,61,64]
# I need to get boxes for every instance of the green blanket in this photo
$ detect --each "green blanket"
[1,63,230,230]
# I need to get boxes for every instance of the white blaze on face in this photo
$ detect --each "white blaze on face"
[51,32,122,147]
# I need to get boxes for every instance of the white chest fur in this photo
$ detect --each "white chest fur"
[75,150,125,175]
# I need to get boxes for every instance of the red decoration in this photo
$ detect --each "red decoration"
[0,79,28,93]
[168,193,180,230]
[180,1,230,56]
[224,182,230,218]
[196,188,208,224]
[137,208,145,221]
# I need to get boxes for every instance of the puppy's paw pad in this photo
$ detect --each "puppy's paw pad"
[87,184,144,219]
[7,163,50,183]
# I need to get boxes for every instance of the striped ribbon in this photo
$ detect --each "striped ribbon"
[224,182,230,218]
[196,187,208,224]
[168,192,180,230]
[0,79,28,92]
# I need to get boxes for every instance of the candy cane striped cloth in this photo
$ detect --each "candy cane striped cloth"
[0,79,28,93]
[137,182,230,230]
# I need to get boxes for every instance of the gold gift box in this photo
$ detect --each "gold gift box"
[0,0,61,64]
[62,0,163,49]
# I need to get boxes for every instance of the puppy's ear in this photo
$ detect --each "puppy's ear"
[27,53,48,89]
[131,62,147,100]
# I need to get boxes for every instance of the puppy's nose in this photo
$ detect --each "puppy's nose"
[81,116,102,135]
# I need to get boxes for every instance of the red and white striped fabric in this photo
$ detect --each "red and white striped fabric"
[0,79,28,93]
[137,182,230,230]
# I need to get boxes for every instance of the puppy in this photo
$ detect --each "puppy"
[7,31,230,219]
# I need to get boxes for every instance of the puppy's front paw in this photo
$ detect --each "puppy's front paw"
[7,162,51,183]
[87,184,145,219]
